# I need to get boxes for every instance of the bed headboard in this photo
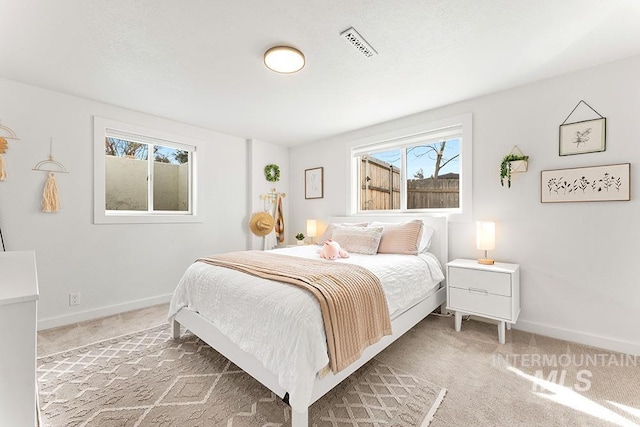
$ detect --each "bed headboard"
[327,215,448,269]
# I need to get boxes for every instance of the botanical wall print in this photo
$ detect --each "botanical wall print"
[559,118,606,156]
[559,100,606,156]
[305,167,323,199]
[541,163,630,203]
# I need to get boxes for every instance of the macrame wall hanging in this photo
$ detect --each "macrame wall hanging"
[0,123,20,181]
[33,137,69,213]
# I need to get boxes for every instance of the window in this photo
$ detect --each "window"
[94,117,200,224]
[349,114,472,220]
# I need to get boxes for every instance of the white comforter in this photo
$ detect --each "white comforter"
[168,245,444,412]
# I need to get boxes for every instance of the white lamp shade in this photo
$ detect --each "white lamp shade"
[476,221,495,250]
[306,219,317,238]
[264,46,305,73]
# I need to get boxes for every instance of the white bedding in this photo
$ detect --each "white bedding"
[168,245,444,412]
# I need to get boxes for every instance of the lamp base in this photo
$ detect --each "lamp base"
[478,258,495,265]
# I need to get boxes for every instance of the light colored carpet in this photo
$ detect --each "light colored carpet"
[37,324,446,426]
[38,304,640,427]
[375,315,640,427]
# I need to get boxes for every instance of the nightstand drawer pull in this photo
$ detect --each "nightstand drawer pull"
[448,267,512,296]
[468,287,488,295]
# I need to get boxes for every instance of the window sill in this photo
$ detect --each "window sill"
[94,212,202,225]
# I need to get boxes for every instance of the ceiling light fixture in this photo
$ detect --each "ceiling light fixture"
[264,46,305,74]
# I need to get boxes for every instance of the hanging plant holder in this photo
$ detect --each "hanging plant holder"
[500,145,529,188]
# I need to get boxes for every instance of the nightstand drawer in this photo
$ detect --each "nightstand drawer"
[448,287,512,320]
[448,267,511,296]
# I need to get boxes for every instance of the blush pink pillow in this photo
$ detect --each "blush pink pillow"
[370,220,424,255]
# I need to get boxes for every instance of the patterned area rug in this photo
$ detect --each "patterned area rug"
[37,324,446,426]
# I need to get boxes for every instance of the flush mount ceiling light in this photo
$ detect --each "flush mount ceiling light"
[264,46,305,74]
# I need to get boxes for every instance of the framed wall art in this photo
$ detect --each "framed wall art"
[541,163,630,203]
[559,118,606,156]
[305,167,323,199]
[559,100,606,156]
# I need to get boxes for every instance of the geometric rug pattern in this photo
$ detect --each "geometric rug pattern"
[37,324,446,426]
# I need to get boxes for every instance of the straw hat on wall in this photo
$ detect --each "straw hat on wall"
[249,211,275,237]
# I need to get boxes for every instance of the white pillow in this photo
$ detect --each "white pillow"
[331,226,383,255]
[316,222,368,245]
[419,225,435,253]
[369,220,424,255]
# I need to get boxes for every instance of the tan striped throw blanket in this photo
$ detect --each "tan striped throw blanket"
[197,251,392,373]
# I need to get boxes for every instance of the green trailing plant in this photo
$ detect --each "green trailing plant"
[295,232,305,241]
[500,154,529,188]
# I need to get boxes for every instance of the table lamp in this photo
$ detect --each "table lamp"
[306,219,317,244]
[476,221,495,265]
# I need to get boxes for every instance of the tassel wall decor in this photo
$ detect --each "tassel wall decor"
[41,171,61,212]
[0,124,20,180]
[0,140,6,180]
[0,137,9,180]
[33,138,69,213]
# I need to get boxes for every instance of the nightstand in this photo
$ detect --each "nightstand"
[446,258,520,344]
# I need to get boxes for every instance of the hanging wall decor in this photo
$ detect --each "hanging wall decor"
[305,167,324,199]
[499,145,529,188]
[559,100,606,156]
[541,163,629,203]
[0,123,20,181]
[260,188,286,247]
[264,164,280,182]
[33,138,69,213]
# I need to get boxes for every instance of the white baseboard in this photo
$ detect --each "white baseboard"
[37,293,173,331]
[514,319,640,357]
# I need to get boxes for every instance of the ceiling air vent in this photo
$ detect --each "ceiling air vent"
[340,27,377,58]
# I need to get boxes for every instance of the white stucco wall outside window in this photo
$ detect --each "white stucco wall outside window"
[93,116,202,224]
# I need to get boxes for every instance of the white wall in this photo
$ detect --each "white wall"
[0,78,251,329]
[2,54,637,354]
[289,54,640,355]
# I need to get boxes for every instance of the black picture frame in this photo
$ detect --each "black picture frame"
[559,118,606,156]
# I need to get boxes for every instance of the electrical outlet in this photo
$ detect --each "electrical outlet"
[69,293,80,306]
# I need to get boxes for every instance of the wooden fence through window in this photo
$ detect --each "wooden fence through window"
[360,157,459,210]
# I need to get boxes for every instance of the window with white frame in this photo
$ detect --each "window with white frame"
[94,117,200,224]
[349,114,472,219]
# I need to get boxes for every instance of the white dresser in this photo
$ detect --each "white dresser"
[0,251,39,426]
[446,258,520,344]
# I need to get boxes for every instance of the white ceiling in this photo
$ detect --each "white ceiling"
[1,0,640,146]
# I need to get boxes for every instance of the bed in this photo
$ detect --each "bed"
[169,215,448,426]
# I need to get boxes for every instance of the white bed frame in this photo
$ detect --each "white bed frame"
[172,215,448,426]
